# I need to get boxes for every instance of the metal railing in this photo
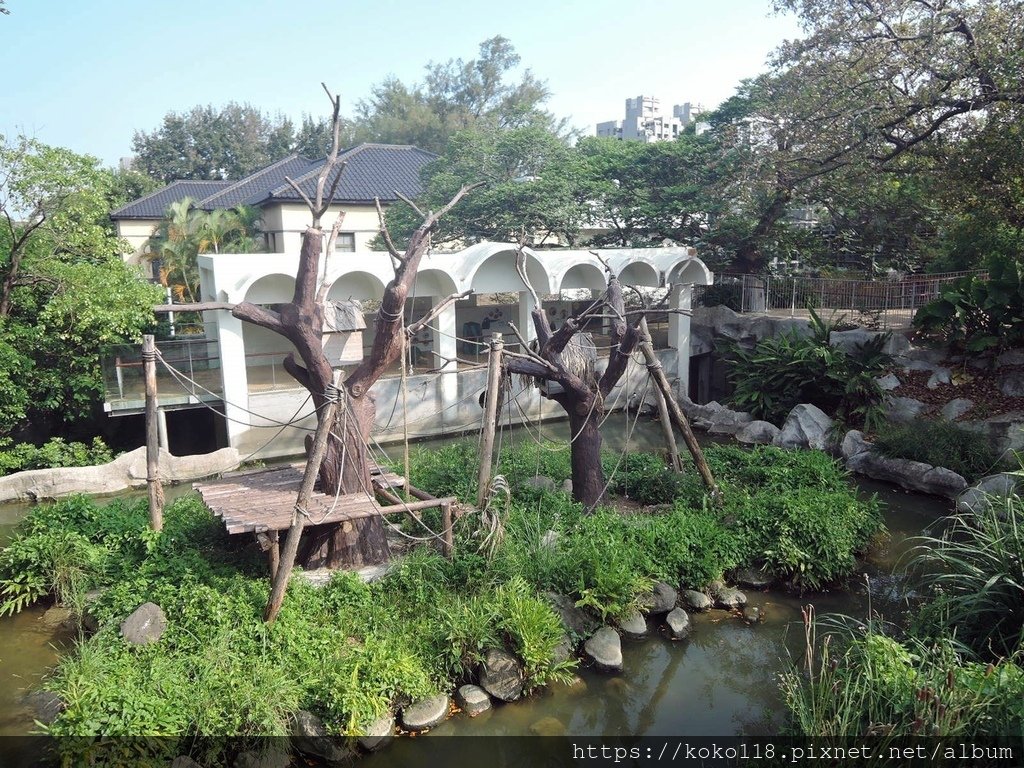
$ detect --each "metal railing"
[103,333,222,406]
[692,270,987,329]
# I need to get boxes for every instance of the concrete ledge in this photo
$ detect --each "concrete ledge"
[0,447,241,503]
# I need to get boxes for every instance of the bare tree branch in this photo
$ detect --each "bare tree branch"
[406,290,472,338]
[394,190,425,219]
[374,196,404,264]
[284,176,316,213]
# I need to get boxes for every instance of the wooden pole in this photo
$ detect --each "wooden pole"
[635,330,719,497]
[640,319,682,473]
[142,335,164,531]
[441,502,454,558]
[264,371,343,624]
[476,333,505,508]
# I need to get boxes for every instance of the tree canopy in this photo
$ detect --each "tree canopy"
[0,136,161,439]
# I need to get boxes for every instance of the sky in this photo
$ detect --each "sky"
[0,0,803,168]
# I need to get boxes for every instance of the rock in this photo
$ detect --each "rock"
[940,398,974,421]
[560,478,573,495]
[681,590,712,612]
[846,452,966,498]
[120,602,167,645]
[960,411,1024,454]
[735,420,781,445]
[539,530,560,550]
[707,408,754,435]
[552,635,574,665]
[883,396,927,423]
[357,713,395,752]
[665,608,691,639]
[171,757,203,768]
[710,582,747,609]
[400,694,450,732]
[733,567,772,589]
[998,370,1024,397]
[478,648,525,702]
[543,592,601,637]
[957,473,1021,515]
[996,349,1024,368]
[840,430,873,461]
[524,475,557,493]
[742,606,763,624]
[234,750,291,768]
[22,690,64,725]
[773,404,833,451]
[927,368,952,388]
[639,581,677,614]
[584,627,623,672]
[829,329,884,354]
[875,373,901,391]
[618,611,648,640]
[902,359,940,372]
[291,709,351,765]
[41,605,75,631]
[529,716,566,736]
[455,684,492,717]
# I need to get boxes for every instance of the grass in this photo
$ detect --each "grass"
[0,441,886,760]
[871,418,1003,482]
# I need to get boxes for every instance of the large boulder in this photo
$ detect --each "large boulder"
[639,582,678,614]
[291,710,352,766]
[883,396,927,423]
[996,349,1024,368]
[584,627,623,672]
[681,590,713,612]
[710,582,747,609]
[543,592,601,637]
[617,611,649,640]
[357,713,395,752]
[478,649,525,702]
[875,373,901,391]
[927,368,952,389]
[773,404,833,451]
[998,370,1024,397]
[735,420,780,445]
[665,608,691,639]
[455,684,492,717]
[960,411,1024,454]
[940,398,974,421]
[957,473,1021,515]
[846,452,966,498]
[840,430,872,461]
[707,408,754,435]
[400,695,450,732]
[120,602,167,645]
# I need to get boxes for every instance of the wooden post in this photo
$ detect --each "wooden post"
[264,371,344,624]
[640,318,682,473]
[441,501,454,558]
[268,531,280,580]
[635,329,719,497]
[142,335,164,531]
[476,333,504,508]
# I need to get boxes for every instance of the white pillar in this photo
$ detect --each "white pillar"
[216,310,251,446]
[157,409,169,451]
[517,290,537,344]
[668,283,693,399]
[433,298,459,423]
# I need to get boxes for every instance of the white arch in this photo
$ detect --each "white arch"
[616,261,661,287]
[409,268,458,298]
[464,244,552,294]
[555,262,607,292]
[326,271,386,301]
[666,258,713,286]
[243,273,295,304]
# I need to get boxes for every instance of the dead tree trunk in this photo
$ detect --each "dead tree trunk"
[229,85,477,568]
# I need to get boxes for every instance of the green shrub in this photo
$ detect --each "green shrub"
[0,436,115,477]
[782,609,1024,745]
[607,452,684,505]
[909,495,1024,660]
[872,419,1002,482]
[725,308,892,428]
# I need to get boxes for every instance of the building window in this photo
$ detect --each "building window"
[335,232,356,252]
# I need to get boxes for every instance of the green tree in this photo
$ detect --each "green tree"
[379,124,586,248]
[0,136,161,438]
[354,36,565,153]
[132,102,301,182]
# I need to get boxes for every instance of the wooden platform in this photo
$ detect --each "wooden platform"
[194,462,406,535]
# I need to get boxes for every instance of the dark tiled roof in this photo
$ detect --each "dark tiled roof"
[110,180,233,219]
[264,144,437,204]
[111,144,437,220]
[200,155,320,209]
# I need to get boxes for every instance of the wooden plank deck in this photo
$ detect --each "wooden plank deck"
[194,461,406,535]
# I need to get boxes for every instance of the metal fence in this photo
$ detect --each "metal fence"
[692,270,987,330]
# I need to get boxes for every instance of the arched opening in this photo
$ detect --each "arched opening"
[666,259,713,286]
[242,274,301,392]
[617,261,661,287]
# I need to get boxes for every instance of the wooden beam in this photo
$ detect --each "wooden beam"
[143,334,164,531]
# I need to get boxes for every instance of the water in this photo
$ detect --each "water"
[0,420,952,745]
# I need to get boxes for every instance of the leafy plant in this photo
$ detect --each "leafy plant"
[913,255,1024,354]
[725,307,892,428]
[0,437,115,477]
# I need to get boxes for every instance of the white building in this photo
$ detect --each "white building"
[596,96,705,142]
[104,244,713,459]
